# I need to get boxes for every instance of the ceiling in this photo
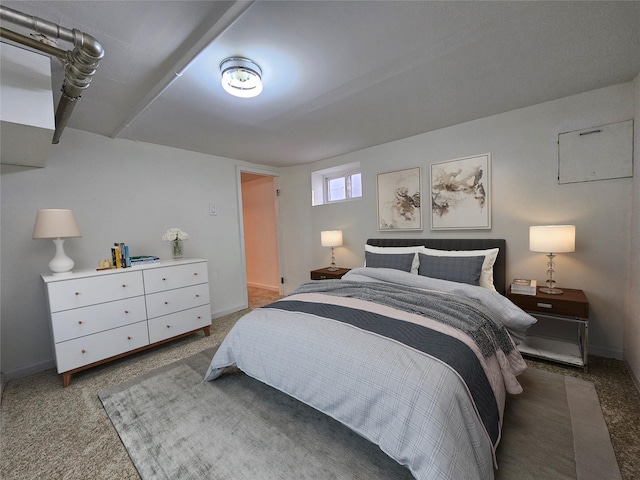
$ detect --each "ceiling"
[2,1,639,167]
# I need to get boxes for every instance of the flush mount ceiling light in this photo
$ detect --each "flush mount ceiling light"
[220,57,263,98]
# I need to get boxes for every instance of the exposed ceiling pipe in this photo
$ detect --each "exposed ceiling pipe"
[0,6,104,144]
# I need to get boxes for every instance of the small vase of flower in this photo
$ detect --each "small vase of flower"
[162,228,190,260]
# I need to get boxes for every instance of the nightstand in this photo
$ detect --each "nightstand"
[310,267,351,280]
[507,287,589,371]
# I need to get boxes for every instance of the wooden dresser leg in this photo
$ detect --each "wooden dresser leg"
[62,373,72,388]
[203,326,211,337]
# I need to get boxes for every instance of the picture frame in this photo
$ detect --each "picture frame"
[430,153,491,230]
[377,167,422,231]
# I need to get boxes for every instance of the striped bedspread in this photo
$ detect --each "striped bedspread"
[205,268,528,480]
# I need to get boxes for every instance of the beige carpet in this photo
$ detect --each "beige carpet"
[1,287,638,479]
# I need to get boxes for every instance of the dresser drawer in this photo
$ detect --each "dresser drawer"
[51,296,147,343]
[46,271,144,312]
[148,304,211,344]
[143,262,208,294]
[145,283,210,319]
[54,321,150,373]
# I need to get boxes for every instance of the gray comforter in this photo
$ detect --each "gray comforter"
[205,268,530,480]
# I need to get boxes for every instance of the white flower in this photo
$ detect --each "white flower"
[162,228,190,241]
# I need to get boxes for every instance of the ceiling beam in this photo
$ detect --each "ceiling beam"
[110,0,255,139]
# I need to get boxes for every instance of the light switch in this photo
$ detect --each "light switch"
[209,204,217,216]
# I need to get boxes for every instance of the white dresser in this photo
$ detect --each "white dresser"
[42,259,211,387]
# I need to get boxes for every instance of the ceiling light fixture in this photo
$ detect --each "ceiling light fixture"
[220,57,262,98]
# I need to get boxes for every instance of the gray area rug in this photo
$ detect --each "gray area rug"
[99,348,621,480]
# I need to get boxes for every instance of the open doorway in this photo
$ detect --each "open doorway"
[239,170,283,308]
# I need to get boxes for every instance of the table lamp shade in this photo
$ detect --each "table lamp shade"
[530,225,575,253]
[321,230,343,248]
[33,209,82,275]
[529,224,575,295]
[33,209,82,239]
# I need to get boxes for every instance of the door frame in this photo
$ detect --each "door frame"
[236,165,283,309]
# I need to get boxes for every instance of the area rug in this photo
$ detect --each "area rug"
[99,348,621,480]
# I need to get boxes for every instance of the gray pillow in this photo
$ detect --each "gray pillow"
[417,253,484,286]
[365,251,415,272]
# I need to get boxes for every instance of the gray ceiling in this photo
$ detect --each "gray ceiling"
[2,1,639,167]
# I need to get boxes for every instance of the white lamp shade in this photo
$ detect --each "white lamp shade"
[33,209,82,238]
[530,225,575,253]
[321,230,343,247]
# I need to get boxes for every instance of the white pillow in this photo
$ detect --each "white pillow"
[419,247,499,291]
[364,245,422,274]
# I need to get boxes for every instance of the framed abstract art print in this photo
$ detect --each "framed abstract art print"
[377,167,422,231]
[430,153,491,230]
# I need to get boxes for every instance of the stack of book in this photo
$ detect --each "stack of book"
[511,279,537,295]
[111,243,131,268]
[130,255,160,266]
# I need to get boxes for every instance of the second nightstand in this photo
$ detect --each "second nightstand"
[310,267,350,280]
[507,287,589,371]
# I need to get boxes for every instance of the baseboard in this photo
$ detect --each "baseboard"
[625,359,640,395]
[0,371,5,401]
[589,344,624,361]
[2,359,56,383]
[247,282,280,292]
[212,305,248,319]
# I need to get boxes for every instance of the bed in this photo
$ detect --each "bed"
[205,239,535,480]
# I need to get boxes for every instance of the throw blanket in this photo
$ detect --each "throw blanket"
[293,280,515,358]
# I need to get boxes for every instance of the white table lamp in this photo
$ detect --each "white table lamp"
[321,230,343,271]
[33,209,82,275]
[530,225,575,294]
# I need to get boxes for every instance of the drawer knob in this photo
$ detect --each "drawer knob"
[197,316,202,319]
[164,301,169,305]
[124,310,129,314]
[75,292,80,296]
[81,349,86,354]
[78,321,83,325]
[162,278,167,281]
[122,284,127,288]
[193,272,198,276]
[127,336,132,340]
[195,294,200,298]
[166,325,171,329]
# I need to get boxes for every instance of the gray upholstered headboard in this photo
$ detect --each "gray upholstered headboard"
[366,238,507,295]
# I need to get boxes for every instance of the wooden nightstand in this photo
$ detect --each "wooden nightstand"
[507,287,589,371]
[310,267,351,280]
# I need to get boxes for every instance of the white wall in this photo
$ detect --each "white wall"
[280,82,635,360]
[0,128,278,380]
[626,74,640,387]
[2,82,636,382]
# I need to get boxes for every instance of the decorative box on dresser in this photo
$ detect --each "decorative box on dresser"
[42,259,211,387]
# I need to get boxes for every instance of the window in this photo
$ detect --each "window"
[312,162,362,206]
[326,172,361,202]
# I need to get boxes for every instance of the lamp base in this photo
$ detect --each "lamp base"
[327,266,339,271]
[539,287,564,295]
[49,237,75,275]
